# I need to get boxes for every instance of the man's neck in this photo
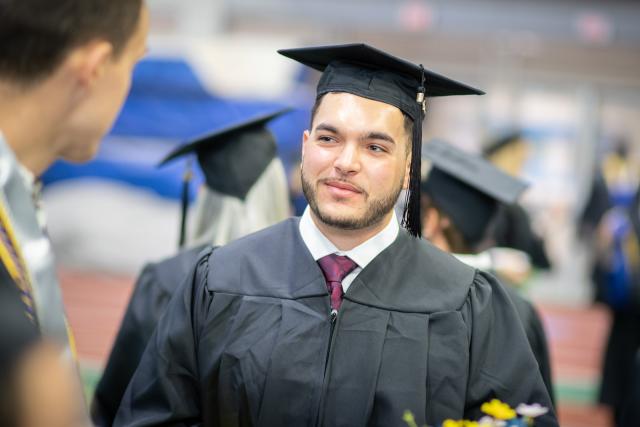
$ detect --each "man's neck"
[309,210,394,251]
[0,80,67,176]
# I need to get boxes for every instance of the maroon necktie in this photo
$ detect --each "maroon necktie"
[317,254,358,313]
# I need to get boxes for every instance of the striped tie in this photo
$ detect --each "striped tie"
[0,203,38,324]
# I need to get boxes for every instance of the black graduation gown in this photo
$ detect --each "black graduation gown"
[115,218,557,427]
[598,187,640,424]
[493,205,551,270]
[0,256,15,289]
[92,245,207,426]
[502,285,555,406]
[620,349,640,426]
[0,259,41,369]
[579,169,612,236]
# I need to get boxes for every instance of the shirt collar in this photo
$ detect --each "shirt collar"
[453,252,492,270]
[0,131,35,191]
[17,163,35,192]
[299,206,399,268]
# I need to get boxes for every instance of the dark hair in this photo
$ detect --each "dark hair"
[0,0,143,84]
[310,93,414,155]
[420,193,472,253]
[420,192,501,253]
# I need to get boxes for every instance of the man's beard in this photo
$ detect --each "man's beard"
[301,168,403,231]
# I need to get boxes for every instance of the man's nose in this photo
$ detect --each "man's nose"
[333,143,361,174]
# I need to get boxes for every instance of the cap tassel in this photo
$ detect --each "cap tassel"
[416,64,427,113]
[401,121,424,238]
[401,65,427,238]
[178,158,193,248]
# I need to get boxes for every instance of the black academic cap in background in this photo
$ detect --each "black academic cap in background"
[421,139,528,247]
[481,131,523,157]
[278,43,484,237]
[160,108,291,200]
[160,108,291,248]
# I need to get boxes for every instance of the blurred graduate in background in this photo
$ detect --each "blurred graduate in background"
[92,109,292,426]
[482,132,552,271]
[420,139,555,404]
[589,138,640,427]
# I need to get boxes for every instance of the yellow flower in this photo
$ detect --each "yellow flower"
[480,399,516,420]
[442,419,479,427]
[402,410,419,427]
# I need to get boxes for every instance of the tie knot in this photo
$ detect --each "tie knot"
[317,254,358,283]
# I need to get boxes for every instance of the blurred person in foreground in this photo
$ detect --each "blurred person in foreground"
[0,278,85,427]
[0,0,149,391]
[420,139,555,406]
[92,110,292,426]
[115,43,556,426]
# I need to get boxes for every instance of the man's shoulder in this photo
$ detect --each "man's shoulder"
[400,233,477,285]
[201,218,321,298]
[139,244,209,294]
[352,232,478,313]
[213,217,300,258]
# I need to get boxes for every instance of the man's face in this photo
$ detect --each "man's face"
[59,4,149,162]
[301,92,411,230]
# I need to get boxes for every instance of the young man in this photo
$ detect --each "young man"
[0,0,148,357]
[116,44,557,426]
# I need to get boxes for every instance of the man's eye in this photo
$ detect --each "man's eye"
[318,136,335,143]
[368,144,385,152]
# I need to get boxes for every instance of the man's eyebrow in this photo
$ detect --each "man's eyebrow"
[360,131,395,145]
[314,123,395,145]
[314,123,339,134]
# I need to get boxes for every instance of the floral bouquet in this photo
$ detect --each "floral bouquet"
[403,399,549,427]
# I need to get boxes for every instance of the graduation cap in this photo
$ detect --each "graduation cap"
[160,108,291,247]
[482,131,523,157]
[421,139,528,247]
[278,43,484,237]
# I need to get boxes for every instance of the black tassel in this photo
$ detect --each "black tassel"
[178,158,193,248]
[401,65,426,237]
[401,121,423,237]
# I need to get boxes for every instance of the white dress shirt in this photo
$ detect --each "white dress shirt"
[299,206,399,292]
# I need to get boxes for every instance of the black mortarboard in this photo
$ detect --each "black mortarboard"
[421,139,528,247]
[482,131,523,157]
[160,108,291,247]
[278,43,484,237]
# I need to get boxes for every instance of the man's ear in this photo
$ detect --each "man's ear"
[301,129,310,162]
[64,40,113,88]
